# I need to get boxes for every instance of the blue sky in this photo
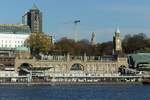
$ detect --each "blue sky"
[0,0,149,42]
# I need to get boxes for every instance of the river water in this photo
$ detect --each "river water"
[0,84,149,100]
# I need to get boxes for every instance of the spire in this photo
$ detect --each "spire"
[31,4,39,10]
[115,26,120,34]
[115,26,120,37]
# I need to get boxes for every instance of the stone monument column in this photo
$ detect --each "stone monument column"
[83,52,87,62]
[67,53,70,62]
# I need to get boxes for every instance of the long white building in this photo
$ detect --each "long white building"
[0,24,30,49]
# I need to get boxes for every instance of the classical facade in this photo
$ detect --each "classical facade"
[14,54,129,82]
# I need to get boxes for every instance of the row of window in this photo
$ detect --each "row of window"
[0,44,25,48]
[1,40,24,44]
[0,58,14,62]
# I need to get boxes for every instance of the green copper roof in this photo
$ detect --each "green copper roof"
[31,4,39,10]
[15,47,30,52]
[128,53,150,64]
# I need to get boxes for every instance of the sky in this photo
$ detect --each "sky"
[0,0,149,42]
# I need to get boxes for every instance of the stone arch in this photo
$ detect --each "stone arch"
[15,59,35,69]
[70,63,84,71]
[118,65,126,74]
[120,65,126,68]
[18,63,33,75]
[0,64,5,70]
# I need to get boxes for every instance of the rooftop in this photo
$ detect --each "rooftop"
[31,4,39,10]
[0,24,31,34]
[128,53,150,64]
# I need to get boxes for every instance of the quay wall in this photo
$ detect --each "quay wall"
[0,56,138,83]
[15,56,128,76]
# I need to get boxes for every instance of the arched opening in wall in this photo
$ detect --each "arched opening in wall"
[70,63,84,71]
[18,63,32,75]
[0,64,5,71]
[118,65,126,75]
[118,65,137,75]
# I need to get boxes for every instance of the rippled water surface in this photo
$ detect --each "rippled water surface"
[0,84,150,100]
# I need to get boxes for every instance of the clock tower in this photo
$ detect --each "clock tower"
[113,27,122,55]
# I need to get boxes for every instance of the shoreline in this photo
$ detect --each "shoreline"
[0,81,143,86]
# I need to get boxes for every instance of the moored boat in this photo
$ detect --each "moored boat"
[142,79,150,84]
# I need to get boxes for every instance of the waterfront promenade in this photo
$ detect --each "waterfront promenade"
[0,54,148,84]
[0,74,145,85]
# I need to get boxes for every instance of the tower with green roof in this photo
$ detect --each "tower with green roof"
[32,4,39,10]
[23,4,42,33]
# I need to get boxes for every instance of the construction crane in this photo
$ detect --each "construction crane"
[74,20,80,42]
[61,20,80,41]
